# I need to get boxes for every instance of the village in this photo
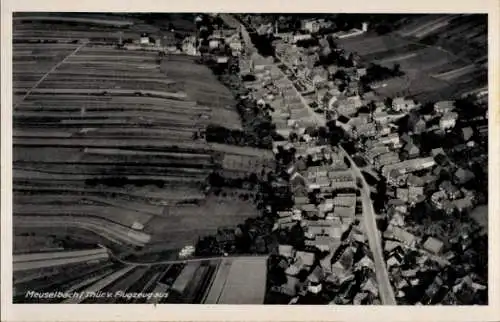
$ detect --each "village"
[190,14,488,305]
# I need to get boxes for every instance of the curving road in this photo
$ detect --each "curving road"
[108,248,267,267]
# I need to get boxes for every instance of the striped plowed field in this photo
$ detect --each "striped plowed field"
[12,16,274,255]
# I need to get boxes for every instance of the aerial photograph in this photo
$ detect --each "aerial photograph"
[12,12,488,305]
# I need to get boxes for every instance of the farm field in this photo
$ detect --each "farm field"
[337,14,487,102]
[14,252,267,304]
[12,14,272,256]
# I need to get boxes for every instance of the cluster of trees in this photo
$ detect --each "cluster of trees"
[454,95,488,121]
[326,120,351,146]
[205,124,267,147]
[316,50,354,68]
[359,63,404,89]
[296,37,320,48]
[196,171,294,256]
[250,33,276,57]
[201,54,279,149]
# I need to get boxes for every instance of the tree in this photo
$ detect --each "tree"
[334,69,347,81]
[384,97,393,109]
[393,63,401,75]
[289,132,299,142]
[289,223,305,249]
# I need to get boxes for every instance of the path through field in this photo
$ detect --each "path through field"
[14,41,87,108]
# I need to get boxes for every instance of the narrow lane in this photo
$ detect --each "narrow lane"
[340,147,396,305]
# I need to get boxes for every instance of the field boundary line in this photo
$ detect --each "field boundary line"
[13,41,87,109]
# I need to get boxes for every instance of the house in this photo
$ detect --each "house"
[320,251,334,274]
[423,237,444,255]
[357,67,367,78]
[294,196,310,206]
[462,127,474,141]
[296,251,315,268]
[387,255,401,268]
[355,255,375,271]
[351,230,367,243]
[331,259,352,282]
[381,157,436,178]
[384,240,402,253]
[408,186,424,203]
[307,265,325,284]
[439,181,462,200]
[353,292,369,305]
[388,225,416,247]
[423,276,445,303]
[376,133,401,146]
[279,244,296,258]
[389,212,405,227]
[292,33,313,44]
[454,168,475,185]
[336,100,359,117]
[301,204,319,217]
[431,147,446,158]
[318,202,334,214]
[361,277,379,297]
[431,190,448,209]
[306,236,340,252]
[387,169,407,187]
[401,268,418,279]
[366,145,390,162]
[277,215,294,226]
[333,206,356,218]
[355,123,377,138]
[434,100,455,114]
[327,170,354,182]
[394,276,409,290]
[396,188,409,203]
[140,33,150,45]
[307,282,323,294]
[285,258,303,276]
[406,174,425,188]
[331,194,357,208]
[182,36,198,55]
[388,199,408,213]
[452,196,475,212]
[301,19,320,33]
[407,114,426,134]
[440,112,458,130]
[281,275,300,296]
[403,142,420,159]
[229,39,243,52]
[373,111,407,126]
[392,97,417,112]
[375,152,400,168]
[209,39,221,50]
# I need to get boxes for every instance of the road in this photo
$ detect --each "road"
[340,146,397,305]
[108,248,267,267]
[276,48,396,304]
[227,14,395,304]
